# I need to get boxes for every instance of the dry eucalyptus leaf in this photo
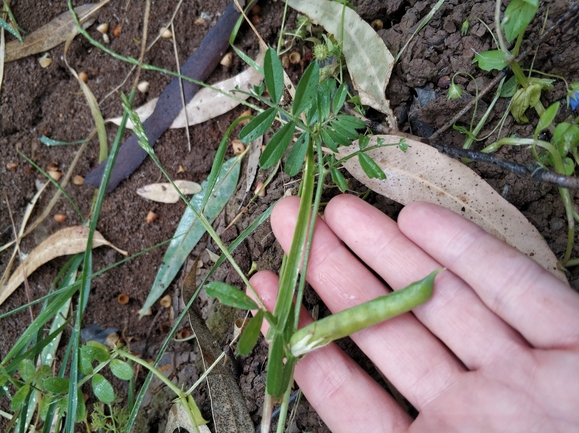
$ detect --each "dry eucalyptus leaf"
[136,180,202,203]
[337,135,566,282]
[4,2,109,63]
[287,0,395,126]
[111,48,266,129]
[164,402,210,433]
[1,226,128,306]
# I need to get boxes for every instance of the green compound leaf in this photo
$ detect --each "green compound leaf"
[472,49,508,72]
[142,156,241,316]
[239,107,277,143]
[92,374,115,404]
[331,167,349,192]
[260,121,296,169]
[321,129,338,152]
[238,310,264,356]
[502,0,538,42]
[11,384,31,411]
[358,153,386,180]
[266,337,285,397]
[332,120,359,140]
[42,377,70,394]
[335,114,366,130]
[535,102,559,139]
[332,83,348,113]
[109,359,134,381]
[264,48,284,105]
[206,282,258,310]
[18,359,36,383]
[285,132,310,176]
[293,61,320,116]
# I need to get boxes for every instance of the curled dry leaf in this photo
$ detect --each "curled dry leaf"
[1,225,128,306]
[287,0,395,126]
[111,47,266,129]
[337,135,567,282]
[137,180,202,203]
[4,2,110,62]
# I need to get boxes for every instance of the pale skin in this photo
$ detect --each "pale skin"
[249,194,579,433]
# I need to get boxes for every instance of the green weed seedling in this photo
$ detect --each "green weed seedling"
[450,0,579,266]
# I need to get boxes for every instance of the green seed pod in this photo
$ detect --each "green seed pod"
[447,83,464,100]
[290,269,442,357]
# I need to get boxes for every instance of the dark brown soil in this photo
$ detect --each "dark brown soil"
[1,1,578,432]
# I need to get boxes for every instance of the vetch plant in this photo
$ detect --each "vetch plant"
[455,0,579,266]
[199,47,441,432]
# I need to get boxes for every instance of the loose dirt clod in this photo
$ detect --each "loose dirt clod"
[146,211,158,224]
[54,213,67,223]
[137,81,150,93]
[96,23,109,34]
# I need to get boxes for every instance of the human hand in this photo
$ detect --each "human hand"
[249,194,579,432]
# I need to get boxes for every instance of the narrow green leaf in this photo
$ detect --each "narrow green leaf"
[42,377,70,394]
[332,120,359,140]
[326,128,352,146]
[266,337,285,397]
[331,168,349,192]
[260,121,296,169]
[39,394,51,421]
[75,389,87,422]
[238,107,277,143]
[109,359,133,380]
[142,156,241,316]
[285,132,310,176]
[206,282,258,310]
[321,129,338,152]
[535,102,559,139]
[264,48,284,105]
[332,83,348,113]
[472,49,508,72]
[358,153,386,179]
[335,114,366,130]
[238,310,264,356]
[18,359,36,383]
[11,384,30,411]
[502,0,538,42]
[316,79,334,122]
[0,17,22,42]
[293,61,320,116]
[92,374,115,404]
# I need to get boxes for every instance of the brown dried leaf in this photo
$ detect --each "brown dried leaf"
[136,180,202,203]
[0,226,128,306]
[4,2,109,63]
[110,47,266,129]
[337,135,566,282]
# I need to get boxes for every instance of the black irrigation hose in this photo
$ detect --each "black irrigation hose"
[255,391,300,433]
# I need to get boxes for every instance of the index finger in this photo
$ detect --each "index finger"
[398,201,579,350]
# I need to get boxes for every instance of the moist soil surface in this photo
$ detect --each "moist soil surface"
[1,1,578,432]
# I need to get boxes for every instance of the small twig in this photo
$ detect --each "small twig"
[430,142,579,189]
[429,3,579,141]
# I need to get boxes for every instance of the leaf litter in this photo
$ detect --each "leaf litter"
[137,180,202,204]
[4,2,110,63]
[1,226,128,306]
[287,0,396,126]
[110,47,266,130]
[337,135,567,282]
